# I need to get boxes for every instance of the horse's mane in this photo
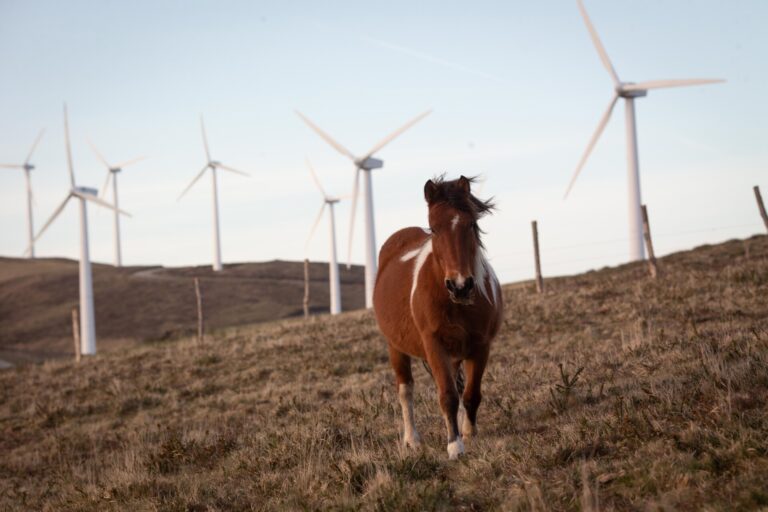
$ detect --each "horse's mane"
[429,174,495,220]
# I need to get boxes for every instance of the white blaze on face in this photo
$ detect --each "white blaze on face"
[451,214,460,231]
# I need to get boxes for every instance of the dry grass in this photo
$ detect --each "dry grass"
[1,235,767,511]
[0,258,364,364]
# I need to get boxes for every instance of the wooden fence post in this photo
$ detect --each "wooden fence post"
[531,220,544,293]
[303,259,310,319]
[71,307,81,363]
[641,204,659,279]
[194,277,204,343]
[754,185,768,232]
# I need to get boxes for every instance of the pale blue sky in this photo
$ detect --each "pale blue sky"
[1,1,766,283]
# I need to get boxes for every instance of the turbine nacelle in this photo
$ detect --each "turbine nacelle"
[209,160,222,168]
[617,83,648,98]
[23,163,35,171]
[356,157,383,170]
[74,186,99,197]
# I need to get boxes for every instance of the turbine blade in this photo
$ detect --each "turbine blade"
[63,104,75,187]
[87,139,111,168]
[564,93,619,199]
[305,202,327,252]
[621,78,725,92]
[577,0,619,85]
[305,157,327,198]
[295,110,357,161]
[73,190,132,217]
[217,163,250,177]
[113,155,147,169]
[200,115,212,162]
[99,171,113,198]
[26,194,72,253]
[362,109,432,160]
[346,167,361,268]
[24,129,45,165]
[0,164,24,169]
[178,165,209,200]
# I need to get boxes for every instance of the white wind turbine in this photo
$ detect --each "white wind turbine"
[565,0,724,261]
[90,141,146,267]
[305,158,344,315]
[296,110,431,308]
[1,129,45,258]
[27,105,130,356]
[178,115,250,272]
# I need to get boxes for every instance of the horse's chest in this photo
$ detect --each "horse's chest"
[435,321,484,359]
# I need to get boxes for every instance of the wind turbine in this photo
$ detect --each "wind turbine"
[296,109,431,308]
[1,129,45,258]
[26,105,130,356]
[178,115,250,272]
[89,141,146,267]
[305,158,344,315]
[565,0,724,261]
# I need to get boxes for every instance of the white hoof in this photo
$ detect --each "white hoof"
[447,438,465,460]
[404,430,421,448]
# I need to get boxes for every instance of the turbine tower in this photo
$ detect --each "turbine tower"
[27,105,130,356]
[296,110,431,308]
[305,158,344,315]
[90,141,146,267]
[178,115,250,272]
[565,0,724,261]
[1,129,45,258]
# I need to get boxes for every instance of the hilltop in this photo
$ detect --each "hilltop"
[1,235,767,510]
[0,257,365,364]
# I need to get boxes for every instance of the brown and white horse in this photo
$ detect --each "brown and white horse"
[373,175,503,459]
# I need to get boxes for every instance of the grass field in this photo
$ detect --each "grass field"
[0,257,364,364]
[1,235,767,510]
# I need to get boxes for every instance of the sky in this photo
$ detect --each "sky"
[1,0,766,284]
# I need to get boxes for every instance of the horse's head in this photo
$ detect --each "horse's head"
[424,175,494,305]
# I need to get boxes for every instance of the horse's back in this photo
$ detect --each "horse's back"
[373,227,430,358]
[377,227,430,273]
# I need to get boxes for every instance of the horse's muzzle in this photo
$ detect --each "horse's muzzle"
[445,276,475,305]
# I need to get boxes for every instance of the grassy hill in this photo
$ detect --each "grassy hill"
[1,235,767,510]
[0,257,365,364]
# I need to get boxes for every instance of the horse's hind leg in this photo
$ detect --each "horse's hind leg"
[388,344,421,448]
[462,349,489,439]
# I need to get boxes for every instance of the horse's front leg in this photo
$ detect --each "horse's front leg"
[424,341,463,460]
[462,349,489,439]
[388,344,421,448]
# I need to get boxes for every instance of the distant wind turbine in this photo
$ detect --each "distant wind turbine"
[565,0,724,261]
[304,158,344,315]
[89,141,146,267]
[178,115,250,272]
[27,105,130,356]
[296,110,431,308]
[1,129,45,258]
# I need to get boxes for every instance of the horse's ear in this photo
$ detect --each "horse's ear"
[424,180,439,204]
[458,175,471,195]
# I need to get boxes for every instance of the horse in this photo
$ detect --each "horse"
[373,175,503,459]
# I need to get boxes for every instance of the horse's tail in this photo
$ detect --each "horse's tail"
[421,359,466,396]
